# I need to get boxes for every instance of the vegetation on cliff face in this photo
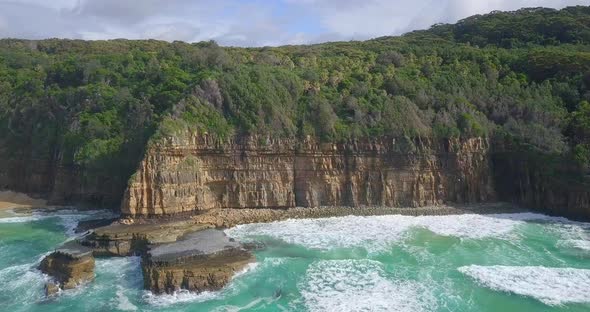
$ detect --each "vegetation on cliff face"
[0,6,589,198]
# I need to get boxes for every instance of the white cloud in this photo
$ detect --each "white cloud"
[0,0,587,46]
[288,0,590,40]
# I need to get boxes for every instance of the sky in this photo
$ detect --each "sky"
[0,0,588,46]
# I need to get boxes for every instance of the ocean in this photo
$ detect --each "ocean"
[1,208,589,311]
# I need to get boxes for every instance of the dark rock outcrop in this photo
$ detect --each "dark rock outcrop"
[0,136,131,209]
[492,144,590,221]
[141,229,254,294]
[44,282,60,297]
[74,218,119,234]
[39,241,95,292]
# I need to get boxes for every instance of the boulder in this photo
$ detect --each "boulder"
[44,282,60,296]
[39,241,95,291]
[142,229,254,294]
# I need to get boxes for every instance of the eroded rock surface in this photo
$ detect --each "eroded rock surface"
[80,220,212,256]
[122,134,495,217]
[39,241,95,292]
[142,229,254,294]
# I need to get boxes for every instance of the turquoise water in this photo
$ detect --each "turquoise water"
[1,210,590,311]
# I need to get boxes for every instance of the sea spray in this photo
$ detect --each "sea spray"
[225,213,572,253]
[459,265,590,306]
[1,211,589,311]
[300,259,436,312]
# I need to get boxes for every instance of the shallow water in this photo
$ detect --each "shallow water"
[0,209,589,311]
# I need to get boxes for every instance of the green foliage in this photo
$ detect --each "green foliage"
[179,97,234,138]
[177,155,199,170]
[573,144,590,169]
[570,101,590,142]
[0,6,589,190]
[425,6,590,47]
[458,113,485,137]
[153,95,234,141]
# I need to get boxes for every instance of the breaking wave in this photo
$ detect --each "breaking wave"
[112,286,138,311]
[0,262,48,307]
[226,212,568,252]
[300,259,435,312]
[459,265,590,306]
[0,209,117,238]
[142,257,261,308]
[143,289,220,307]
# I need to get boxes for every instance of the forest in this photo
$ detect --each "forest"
[0,6,589,189]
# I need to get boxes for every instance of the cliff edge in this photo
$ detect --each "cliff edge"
[122,133,495,217]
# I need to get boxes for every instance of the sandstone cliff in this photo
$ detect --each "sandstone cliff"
[122,132,496,217]
[492,140,590,221]
[0,143,131,208]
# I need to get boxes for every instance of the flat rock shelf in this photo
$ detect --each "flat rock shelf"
[39,241,95,296]
[142,229,254,294]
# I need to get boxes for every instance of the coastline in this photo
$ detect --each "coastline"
[0,191,46,210]
[114,202,526,230]
[187,202,526,229]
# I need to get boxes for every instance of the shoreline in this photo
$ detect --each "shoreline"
[0,191,47,210]
[83,202,526,257]
[188,202,527,229]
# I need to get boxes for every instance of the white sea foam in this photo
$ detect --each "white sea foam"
[0,215,43,223]
[112,286,138,311]
[95,257,143,294]
[211,297,279,312]
[300,259,435,312]
[143,289,220,307]
[226,213,569,252]
[548,221,590,252]
[458,265,590,306]
[561,239,590,251]
[142,256,283,307]
[95,256,141,272]
[0,208,116,232]
[0,262,48,306]
[233,262,259,279]
[0,209,118,244]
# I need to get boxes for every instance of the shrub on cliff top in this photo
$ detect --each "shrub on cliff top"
[1,6,590,187]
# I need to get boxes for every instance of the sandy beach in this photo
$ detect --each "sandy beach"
[0,191,46,210]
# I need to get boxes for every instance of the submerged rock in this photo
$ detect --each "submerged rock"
[142,229,254,294]
[44,282,60,297]
[39,241,95,292]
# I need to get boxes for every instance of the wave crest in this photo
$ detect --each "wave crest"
[459,265,590,306]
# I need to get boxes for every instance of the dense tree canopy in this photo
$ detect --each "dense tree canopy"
[1,6,590,181]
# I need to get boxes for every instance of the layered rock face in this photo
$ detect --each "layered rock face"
[0,144,128,208]
[142,229,254,294]
[122,133,495,217]
[492,143,590,221]
[39,241,95,294]
[0,159,125,208]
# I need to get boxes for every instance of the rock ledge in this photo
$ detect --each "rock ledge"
[39,241,95,295]
[142,229,253,294]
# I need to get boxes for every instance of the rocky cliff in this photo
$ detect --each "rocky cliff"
[0,154,126,208]
[492,141,590,221]
[0,141,131,208]
[122,132,496,217]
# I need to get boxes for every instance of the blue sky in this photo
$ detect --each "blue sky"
[0,0,588,46]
